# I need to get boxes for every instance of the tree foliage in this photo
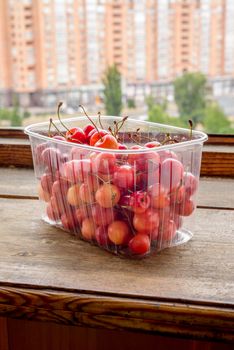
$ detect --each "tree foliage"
[103,65,122,116]
[174,72,207,125]
[0,95,30,126]
[203,103,233,134]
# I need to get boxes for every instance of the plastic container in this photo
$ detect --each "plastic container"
[25,116,207,258]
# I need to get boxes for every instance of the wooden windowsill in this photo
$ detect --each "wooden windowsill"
[0,129,233,347]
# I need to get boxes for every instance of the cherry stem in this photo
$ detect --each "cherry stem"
[48,118,52,137]
[79,104,103,141]
[57,102,70,133]
[115,116,128,137]
[50,118,66,137]
[98,111,104,129]
[188,120,193,140]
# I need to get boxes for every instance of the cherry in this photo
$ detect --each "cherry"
[169,185,186,204]
[160,158,184,192]
[75,206,91,223]
[91,205,115,226]
[95,184,120,208]
[128,233,150,255]
[144,141,161,148]
[149,184,170,209]
[95,134,119,149]
[160,220,177,242]
[38,183,50,202]
[93,153,116,175]
[108,221,130,245]
[81,218,96,240]
[176,199,195,216]
[79,183,96,204]
[64,159,93,183]
[46,202,60,221]
[40,173,54,195]
[83,124,95,139]
[159,150,178,163]
[118,143,128,150]
[95,226,111,247]
[130,191,151,214]
[113,165,134,189]
[61,212,80,232]
[41,147,62,172]
[183,172,198,197]
[66,127,86,144]
[67,184,81,206]
[89,129,108,146]
[133,209,159,234]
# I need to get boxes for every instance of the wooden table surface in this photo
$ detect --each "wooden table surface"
[0,168,234,345]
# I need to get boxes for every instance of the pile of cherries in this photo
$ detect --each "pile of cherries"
[36,104,198,257]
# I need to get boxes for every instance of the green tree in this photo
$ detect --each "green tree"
[148,102,186,128]
[174,72,207,125]
[103,65,122,115]
[203,103,233,134]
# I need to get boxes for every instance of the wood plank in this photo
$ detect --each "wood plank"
[6,318,234,350]
[0,199,233,304]
[0,199,233,341]
[1,168,233,209]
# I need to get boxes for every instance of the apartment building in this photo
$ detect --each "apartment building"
[0,0,234,107]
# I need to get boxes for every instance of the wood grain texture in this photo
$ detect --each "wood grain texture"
[201,151,234,177]
[0,143,33,168]
[0,198,233,342]
[0,286,233,342]
[0,168,233,208]
[1,137,234,177]
[0,199,233,304]
[6,318,234,350]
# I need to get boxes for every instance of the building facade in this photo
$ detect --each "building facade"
[0,0,234,107]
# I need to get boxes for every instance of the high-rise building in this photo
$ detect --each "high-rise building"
[0,0,234,107]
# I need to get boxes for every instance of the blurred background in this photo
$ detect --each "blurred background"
[0,0,234,134]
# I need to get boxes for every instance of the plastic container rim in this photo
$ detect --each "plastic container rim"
[24,115,208,154]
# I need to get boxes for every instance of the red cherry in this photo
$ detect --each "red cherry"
[91,205,115,226]
[46,202,60,221]
[159,150,178,163]
[108,220,131,245]
[160,220,177,242]
[61,212,80,232]
[95,226,111,247]
[176,199,195,216]
[41,147,62,172]
[95,184,120,208]
[83,124,95,138]
[149,184,170,209]
[89,129,108,146]
[144,141,161,148]
[130,191,151,214]
[169,185,186,204]
[93,153,116,175]
[113,165,134,189]
[66,127,86,144]
[40,173,54,195]
[95,134,119,149]
[133,209,159,233]
[64,159,93,183]
[118,143,128,150]
[129,233,150,255]
[183,172,198,197]
[160,158,184,192]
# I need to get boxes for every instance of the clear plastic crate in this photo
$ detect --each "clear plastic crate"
[25,116,208,258]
